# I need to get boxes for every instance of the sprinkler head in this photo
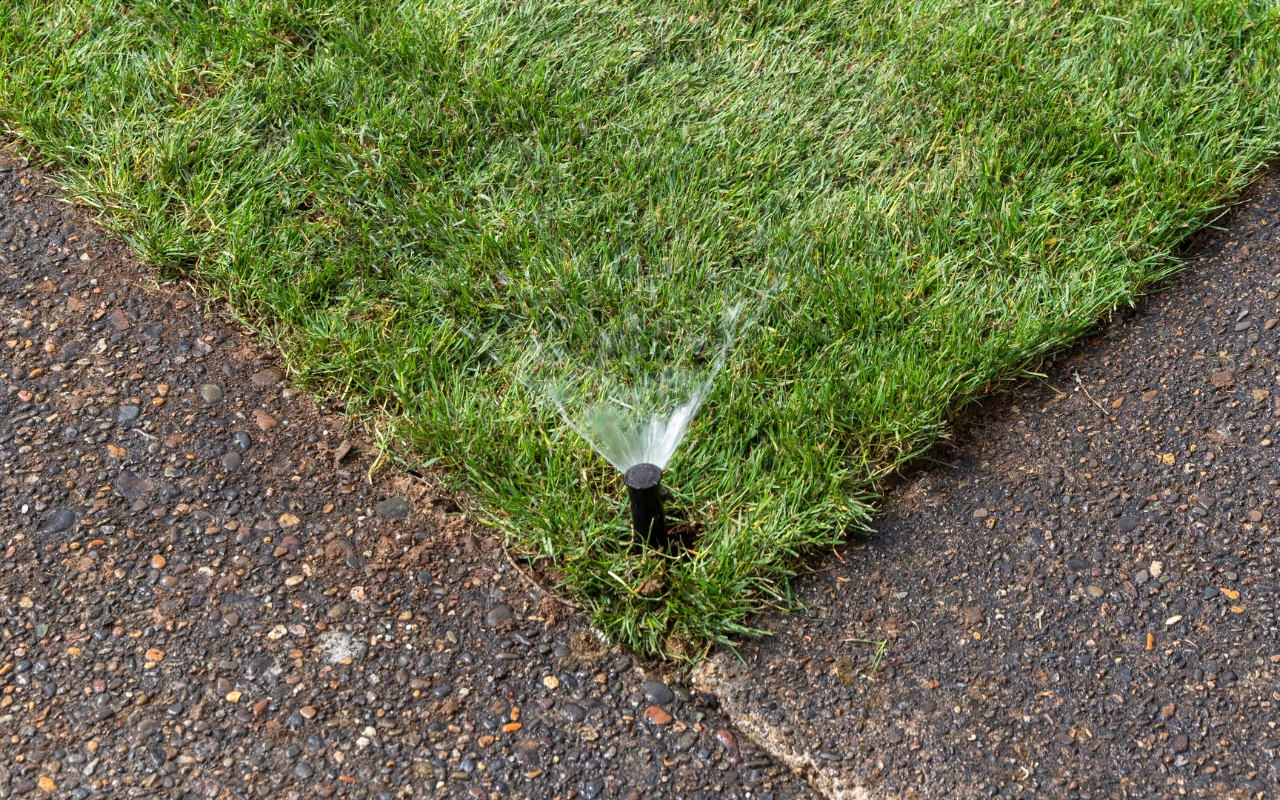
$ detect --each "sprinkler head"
[624,463,668,550]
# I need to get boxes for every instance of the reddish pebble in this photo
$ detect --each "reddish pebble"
[715,727,741,763]
[107,308,129,331]
[643,705,673,725]
[17,391,32,403]
[150,554,166,569]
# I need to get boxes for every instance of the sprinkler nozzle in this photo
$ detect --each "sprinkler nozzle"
[624,463,668,550]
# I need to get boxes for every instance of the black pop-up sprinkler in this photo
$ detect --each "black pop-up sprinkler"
[623,463,668,550]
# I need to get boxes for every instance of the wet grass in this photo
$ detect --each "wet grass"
[3,0,1280,654]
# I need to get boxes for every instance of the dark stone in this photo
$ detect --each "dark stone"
[116,405,140,424]
[59,340,82,361]
[610,656,633,674]
[40,508,76,534]
[375,496,411,518]
[486,604,513,625]
[642,680,674,705]
[560,703,586,724]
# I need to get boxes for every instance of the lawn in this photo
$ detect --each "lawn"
[3,0,1279,654]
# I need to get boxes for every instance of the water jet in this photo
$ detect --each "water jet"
[528,296,768,553]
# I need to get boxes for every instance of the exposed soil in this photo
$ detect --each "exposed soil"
[696,169,1280,799]
[0,151,811,799]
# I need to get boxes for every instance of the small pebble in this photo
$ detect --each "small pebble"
[251,367,284,387]
[375,496,411,518]
[199,383,223,403]
[41,509,76,534]
[642,680,675,705]
[486,604,513,625]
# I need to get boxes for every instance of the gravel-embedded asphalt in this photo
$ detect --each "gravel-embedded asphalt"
[0,152,813,799]
[697,170,1280,799]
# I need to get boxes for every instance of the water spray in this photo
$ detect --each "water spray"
[623,463,667,550]
[527,286,777,555]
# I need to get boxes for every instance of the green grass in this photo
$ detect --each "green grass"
[3,0,1279,655]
